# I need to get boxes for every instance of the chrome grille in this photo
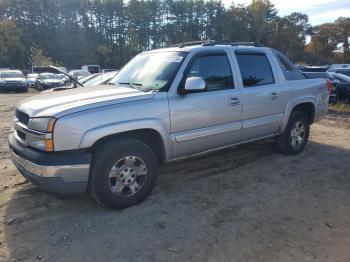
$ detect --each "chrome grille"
[17,130,26,141]
[15,109,29,125]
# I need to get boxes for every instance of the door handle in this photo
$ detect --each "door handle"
[271,92,278,100]
[228,97,240,106]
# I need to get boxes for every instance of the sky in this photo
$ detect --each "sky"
[222,0,350,25]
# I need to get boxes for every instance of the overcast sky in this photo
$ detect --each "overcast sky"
[222,0,350,25]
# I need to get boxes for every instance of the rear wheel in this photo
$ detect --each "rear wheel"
[345,96,350,104]
[89,138,159,209]
[275,111,310,155]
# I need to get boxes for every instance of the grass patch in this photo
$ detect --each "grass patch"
[329,102,350,115]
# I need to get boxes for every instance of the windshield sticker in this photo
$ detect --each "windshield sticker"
[151,55,183,63]
[170,56,183,63]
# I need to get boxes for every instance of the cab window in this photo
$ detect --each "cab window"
[236,53,275,87]
[186,54,234,91]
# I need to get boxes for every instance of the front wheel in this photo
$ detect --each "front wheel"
[89,138,159,209]
[275,111,310,155]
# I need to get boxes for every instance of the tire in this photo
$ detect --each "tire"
[275,111,310,155]
[89,138,159,209]
[345,96,350,104]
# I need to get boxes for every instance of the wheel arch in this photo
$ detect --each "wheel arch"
[81,120,171,163]
[281,98,316,133]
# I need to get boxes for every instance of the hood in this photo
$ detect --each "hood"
[18,85,154,118]
[41,79,64,84]
[40,86,74,94]
[2,77,26,82]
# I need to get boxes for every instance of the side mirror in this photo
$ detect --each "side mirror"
[183,77,206,94]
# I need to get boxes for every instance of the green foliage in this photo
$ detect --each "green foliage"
[28,47,55,67]
[329,102,350,114]
[335,17,350,62]
[0,0,349,69]
[0,19,24,67]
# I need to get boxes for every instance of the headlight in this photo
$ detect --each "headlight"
[28,117,56,132]
[27,118,56,151]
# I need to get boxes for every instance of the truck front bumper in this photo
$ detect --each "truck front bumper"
[9,132,91,194]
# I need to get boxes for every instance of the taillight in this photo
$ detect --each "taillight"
[326,79,332,96]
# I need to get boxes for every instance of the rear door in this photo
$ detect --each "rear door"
[234,50,285,141]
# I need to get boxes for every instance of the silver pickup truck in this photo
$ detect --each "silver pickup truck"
[9,42,330,209]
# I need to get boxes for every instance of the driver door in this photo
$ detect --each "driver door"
[168,51,242,158]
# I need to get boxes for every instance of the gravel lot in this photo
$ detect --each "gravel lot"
[0,91,350,262]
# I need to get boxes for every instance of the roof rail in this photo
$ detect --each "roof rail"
[229,42,264,47]
[168,40,215,48]
[168,40,264,48]
[199,41,264,47]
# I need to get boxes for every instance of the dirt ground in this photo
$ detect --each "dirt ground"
[0,91,350,262]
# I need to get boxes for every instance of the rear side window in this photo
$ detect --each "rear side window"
[236,53,274,87]
[276,53,294,71]
[273,50,305,80]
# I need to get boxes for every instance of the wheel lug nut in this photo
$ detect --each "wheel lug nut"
[128,179,131,183]
[132,174,135,178]
[120,174,124,177]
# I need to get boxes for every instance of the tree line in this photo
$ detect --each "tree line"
[0,0,349,70]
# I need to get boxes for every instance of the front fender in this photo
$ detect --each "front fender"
[280,96,317,133]
[79,118,172,160]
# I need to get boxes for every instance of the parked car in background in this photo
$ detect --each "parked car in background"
[328,68,350,78]
[9,42,329,209]
[102,69,117,73]
[26,73,38,88]
[82,65,100,74]
[35,73,65,91]
[56,74,70,85]
[329,64,350,70]
[69,69,91,80]
[303,72,337,103]
[328,72,350,103]
[0,70,28,93]
[41,72,118,93]
[78,73,102,85]
[298,65,328,72]
[83,71,118,87]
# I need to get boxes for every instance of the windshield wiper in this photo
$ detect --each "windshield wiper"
[116,82,157,92]
[117,82,143,89]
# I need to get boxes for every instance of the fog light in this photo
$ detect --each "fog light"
[29,136,54,152]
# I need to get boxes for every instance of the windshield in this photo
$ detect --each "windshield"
[40,73,56,79]
[73,70,90,77]
[109,51,187,90]
[79,74,99,84]
[84,72,117,87]
[0,71,24,78]
[27,74,38,79]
